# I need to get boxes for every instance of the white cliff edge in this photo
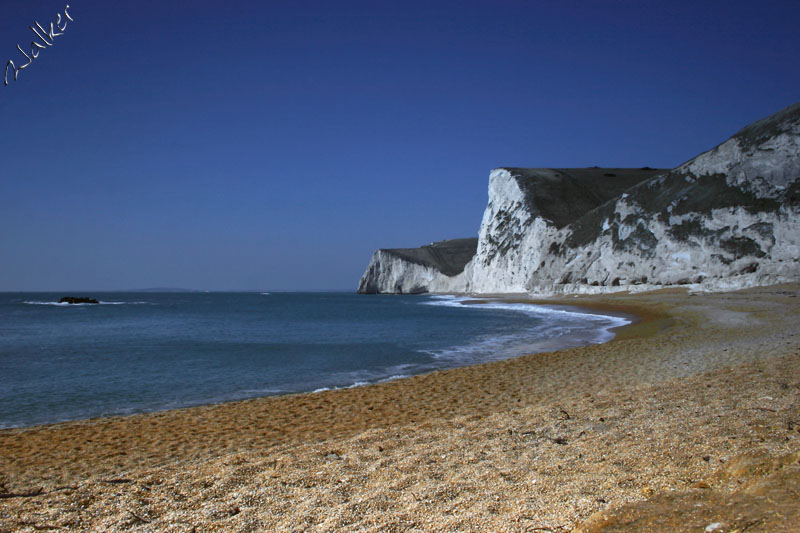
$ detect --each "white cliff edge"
[357,250,472,294]
[357,238,477,294]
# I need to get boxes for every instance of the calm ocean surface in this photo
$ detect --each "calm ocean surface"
[0,292,628,429]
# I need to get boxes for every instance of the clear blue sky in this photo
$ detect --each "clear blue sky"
[1,0,798,291]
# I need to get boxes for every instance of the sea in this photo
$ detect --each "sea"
[0,292,629,429]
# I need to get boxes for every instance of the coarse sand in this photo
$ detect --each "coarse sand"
[1,285,799,531]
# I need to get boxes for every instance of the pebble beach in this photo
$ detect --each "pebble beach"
[1,285,799,531]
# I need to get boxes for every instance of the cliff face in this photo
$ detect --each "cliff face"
[469,167,665,293]
[357,239,477,294]
[358,103,800,295]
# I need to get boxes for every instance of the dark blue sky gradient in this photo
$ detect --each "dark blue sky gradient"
[1,1,798,290]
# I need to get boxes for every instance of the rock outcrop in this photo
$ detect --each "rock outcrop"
[59,296,99,304]
[358,103,800,295]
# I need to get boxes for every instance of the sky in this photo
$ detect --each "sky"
[0,0,798,291]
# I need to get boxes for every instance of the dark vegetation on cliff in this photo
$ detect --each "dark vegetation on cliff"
[380,238,478,277]
[629,172,781,220]
[506,167,666,229]
[732,101,800,151]
[564,171,784,251]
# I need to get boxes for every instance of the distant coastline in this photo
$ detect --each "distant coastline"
[128,287,204,293]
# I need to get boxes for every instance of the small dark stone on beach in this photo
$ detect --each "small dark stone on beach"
[550,406,571,420]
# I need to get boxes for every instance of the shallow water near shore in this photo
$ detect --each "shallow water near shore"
[0,292,627,428]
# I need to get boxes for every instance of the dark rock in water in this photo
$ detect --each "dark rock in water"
[59,296,99,304]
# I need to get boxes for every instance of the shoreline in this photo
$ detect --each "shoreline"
[2,284,799,531]
[0,295,648,438]
[0,295,641,432]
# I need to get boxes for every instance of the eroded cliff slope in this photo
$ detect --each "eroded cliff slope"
[358,103,800,295]
[357,238,477,294]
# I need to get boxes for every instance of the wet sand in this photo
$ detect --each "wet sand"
[1,285,799,531]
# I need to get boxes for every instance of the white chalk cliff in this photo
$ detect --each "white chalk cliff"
[357,239,476,294]
[358,103,800,295]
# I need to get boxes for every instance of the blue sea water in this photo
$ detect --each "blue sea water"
[0,292,628,429]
